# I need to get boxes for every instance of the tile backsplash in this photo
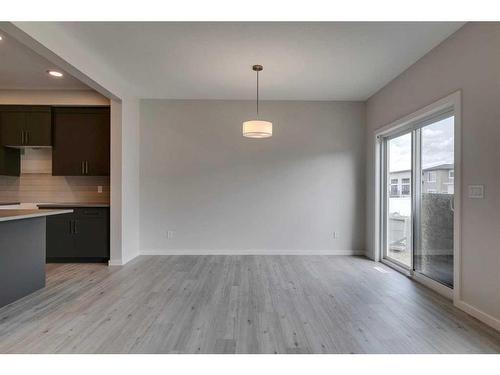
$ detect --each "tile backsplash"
[0,173,110,203]
[21,148,52,174]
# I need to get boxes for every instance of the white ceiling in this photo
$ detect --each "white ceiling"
[52,22,464,100]
[2,22,464,99]
[0,31,91,91]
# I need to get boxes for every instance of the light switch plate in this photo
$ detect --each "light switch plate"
[97,185,103,193]
[468,185,484,199]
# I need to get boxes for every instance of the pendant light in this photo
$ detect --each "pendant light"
[243,65,273,138]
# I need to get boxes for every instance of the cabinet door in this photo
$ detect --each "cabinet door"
[25,110,52,146]
[46,214,76,259]
[52,109,92,176]
[0,147,20,176]
[73,215,109,258]
[85,109,110,176]
[52,107,110,176]
[0,111,25,146]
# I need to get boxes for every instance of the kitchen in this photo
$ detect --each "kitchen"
[0,33,111,309]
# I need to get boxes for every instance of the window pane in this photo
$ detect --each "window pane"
[415,116,454,287]
[386,132,412,267]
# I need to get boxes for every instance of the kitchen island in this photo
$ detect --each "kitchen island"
[0,209,72,308]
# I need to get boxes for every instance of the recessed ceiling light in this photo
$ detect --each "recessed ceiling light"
[47,70,63,78]
[0,35,3,41]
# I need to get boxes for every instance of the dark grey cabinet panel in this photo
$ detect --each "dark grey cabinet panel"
[0,218,46,308]
[74,216,109,258]
[44,207,109,262]
[46,213,77,258]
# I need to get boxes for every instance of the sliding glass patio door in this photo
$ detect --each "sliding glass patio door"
[382,111,455,288]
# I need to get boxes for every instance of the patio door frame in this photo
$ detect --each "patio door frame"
[373,91,461,302]
[380,129,415,271]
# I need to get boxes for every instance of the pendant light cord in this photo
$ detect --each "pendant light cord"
[256,69,259,119]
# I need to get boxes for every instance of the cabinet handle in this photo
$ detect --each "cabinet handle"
[69,220,77,234]
[21,131,25,145]
[26,131,29,145]
[81,161,84,175]
[81,161,89,175]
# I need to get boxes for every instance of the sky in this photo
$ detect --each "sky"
[389,116,454,172]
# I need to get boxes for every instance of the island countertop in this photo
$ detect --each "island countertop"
[0,209,73,223]
[37,203,110,208]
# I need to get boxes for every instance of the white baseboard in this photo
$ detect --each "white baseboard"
[108,259,124,266]
[112,250,365,264]
[455,300,500,332]
[108,252,139,266]
[140,249,365,256]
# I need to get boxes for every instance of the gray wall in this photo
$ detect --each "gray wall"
[140,100,365,254]
[366,23,500,322]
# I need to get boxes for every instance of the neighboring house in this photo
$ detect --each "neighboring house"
[389,169,411,197]
[422,163,454,194]
[389,163,454,196]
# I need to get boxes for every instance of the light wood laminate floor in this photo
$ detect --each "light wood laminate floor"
[0,255,499,353]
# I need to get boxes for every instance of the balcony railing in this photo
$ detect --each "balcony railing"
[389,189,411,198]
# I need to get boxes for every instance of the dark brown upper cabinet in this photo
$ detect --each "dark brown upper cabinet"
[52,107,110,176]
[0,106,52,147]
[0,146,20,176]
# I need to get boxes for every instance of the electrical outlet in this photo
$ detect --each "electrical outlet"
[97,185,103,193]
[167,230,175,239]
[333,231,338,239]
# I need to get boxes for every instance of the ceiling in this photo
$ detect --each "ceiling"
[52,22,464,100]
[0,31,91,90]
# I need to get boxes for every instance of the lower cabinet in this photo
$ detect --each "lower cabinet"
[43,207,109,262]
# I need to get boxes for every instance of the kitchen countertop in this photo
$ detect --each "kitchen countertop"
[0,209,73,222]
[37,203,110,208]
